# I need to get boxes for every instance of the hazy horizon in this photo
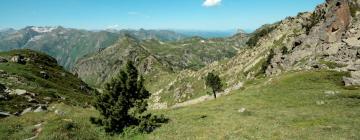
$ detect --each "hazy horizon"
[0,0,324,31]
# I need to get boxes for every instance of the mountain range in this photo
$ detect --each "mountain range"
[0,27,189,70]
[0,0,360,139]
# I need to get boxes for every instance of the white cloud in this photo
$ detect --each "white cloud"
[203,0,222,7]
[106,24,120,29]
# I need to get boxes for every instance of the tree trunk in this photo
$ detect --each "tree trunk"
[212,90,217,99]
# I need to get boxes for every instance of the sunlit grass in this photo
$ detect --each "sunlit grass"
[1,70,359,139]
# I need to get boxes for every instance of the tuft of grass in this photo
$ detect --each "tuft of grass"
[350,1,360,18]
[319,60,348,69]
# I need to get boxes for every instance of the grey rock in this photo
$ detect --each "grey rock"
[324,90,338,96]
[54,109,65,116]
[343,36,360,47]
[238,108,246,113]
[34,105,47,113]
[351,71,360,79]
[343,76,360,86]
[21,107,32,115]
[0,70,6,74]
[43,97,51,101]
[10,89,27,96]
[34,123,42,128]
[0,95,7,100]
[316,100,325,105]
[0,57,8,63]
[61,72,66,77]
[10,55,26,64]
[0,83,6,93]
[0,70,7,78]
[40,71,49,79]
[0,111,11,118]
[28,98,39,104]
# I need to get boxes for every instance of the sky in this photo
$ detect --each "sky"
[0,0,324,31]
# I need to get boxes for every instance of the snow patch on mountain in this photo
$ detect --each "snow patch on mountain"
[31,27,57,33]
[29,35,44,42]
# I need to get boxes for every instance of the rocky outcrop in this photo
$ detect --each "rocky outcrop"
[73,34,247,87]
[0,111,11,118]
[0,83,9,100]
[0,49,94,117]
[324,0,351,42]
[263,0,360,86]
[343,71,360,86]
[0,57,8,63]
[40,71,49,79]
[10,55,26,64]
[147,0,360,107]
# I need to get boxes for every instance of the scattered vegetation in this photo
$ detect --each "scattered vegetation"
[303,10,323,35]
[319,60,348,69]
[246,24,278,47]
[258,49,275,76]
[1,70,359,139]
[350,1,360,18]
[281,46,289,54]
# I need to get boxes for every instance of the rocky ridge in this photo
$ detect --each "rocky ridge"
[73,34,248,87]
[148,0,360,109]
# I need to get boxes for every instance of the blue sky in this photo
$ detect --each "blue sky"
[0,0,324,31]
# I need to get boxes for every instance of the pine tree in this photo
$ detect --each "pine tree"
[91,61,165,134]
[205,72,223,99]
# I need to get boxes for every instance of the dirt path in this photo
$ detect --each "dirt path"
[171,82,243,109]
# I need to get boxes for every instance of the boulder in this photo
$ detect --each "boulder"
[0,70,6,74]
[0,70,7,78]
[316,100,325,105]
[40,71,49,79]
[238,108,247,113]
[324,90,339,96]
[0,95,6,100]
[28,98,39,104]
[54,109,65,116]
[343,76,360,86]
[350,71,360,79]
[0,84,9,101]
[43,97,51,101]
[20,107,32,115]
[0,111,11,118]
[34,105,47,113]
[343,36,360,47]
[10,55,26,64]
[10,89,27,96]
[0,57,8,63]
[0,83,6,93]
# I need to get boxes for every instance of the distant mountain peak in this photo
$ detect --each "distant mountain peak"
[30,26,58,33]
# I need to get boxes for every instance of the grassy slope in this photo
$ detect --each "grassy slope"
[0,49,93,113]
[147,71,360,139]
[1,70,359,139]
